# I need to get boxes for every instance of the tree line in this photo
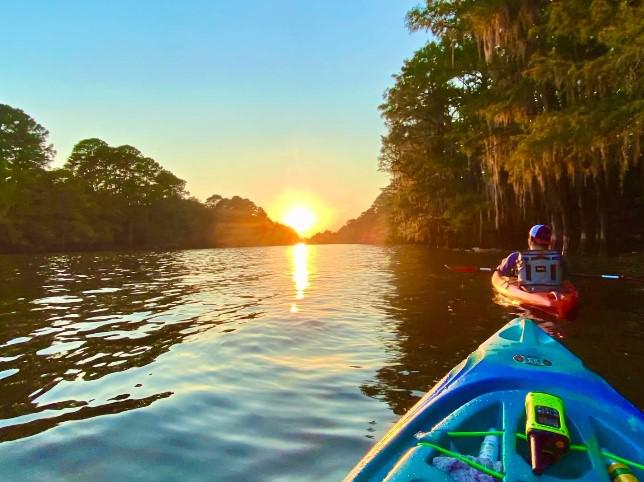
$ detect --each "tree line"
[371,0,643,253]
[0,103,299,253]
[309,190,392,245]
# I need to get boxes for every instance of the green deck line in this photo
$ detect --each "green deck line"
[601,450,644,471]
[417,441,505,480]
[570,444,588,452]
[515,433,585,451]
[447,430,504,437]
[515,434,644,468]
[445,431,586,452]
[426,431,643,473]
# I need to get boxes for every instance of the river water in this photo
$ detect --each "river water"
[0,245,642,481]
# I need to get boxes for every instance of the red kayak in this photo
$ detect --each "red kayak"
[491,271,579,319]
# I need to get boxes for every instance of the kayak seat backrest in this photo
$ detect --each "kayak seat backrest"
[518,250,562,286]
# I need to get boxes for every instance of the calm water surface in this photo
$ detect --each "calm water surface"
[0,245,642,481]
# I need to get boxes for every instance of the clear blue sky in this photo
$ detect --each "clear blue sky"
[0,0,427,230]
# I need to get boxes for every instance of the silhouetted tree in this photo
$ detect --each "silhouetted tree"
[0,105,298,253]
[372,0,644,252]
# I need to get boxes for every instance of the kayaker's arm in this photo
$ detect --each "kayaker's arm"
[497,251,520,277]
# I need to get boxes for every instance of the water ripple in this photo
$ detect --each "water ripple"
[0,246,642,481]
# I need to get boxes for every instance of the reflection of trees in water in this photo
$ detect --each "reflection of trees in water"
[361,247,510,415]
[0,251,264,441]
[1,392,173,442]
[362,248,644,413]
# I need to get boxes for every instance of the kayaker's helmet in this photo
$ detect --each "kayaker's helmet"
[528,224,552,247]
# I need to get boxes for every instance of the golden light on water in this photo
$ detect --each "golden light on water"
[283,205,317,237]
[292,243,309,299]
[290,242,310,313]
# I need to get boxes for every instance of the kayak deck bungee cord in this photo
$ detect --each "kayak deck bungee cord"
[344,318,643,481]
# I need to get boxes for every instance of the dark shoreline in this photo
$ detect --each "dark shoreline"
[3,242,642,259]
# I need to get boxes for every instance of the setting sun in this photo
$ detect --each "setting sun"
[268,191,333,237]
[283,205,317,236]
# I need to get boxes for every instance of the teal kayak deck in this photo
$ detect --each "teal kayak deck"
[344,318,643,481]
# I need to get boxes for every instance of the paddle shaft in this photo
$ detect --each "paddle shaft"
[445,265,643,283]
[569,272,644,283]
[444,265,497,273]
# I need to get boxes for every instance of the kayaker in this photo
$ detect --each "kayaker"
[497,225,563,286]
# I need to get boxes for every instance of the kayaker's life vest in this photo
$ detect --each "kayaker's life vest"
[518,250,562,286]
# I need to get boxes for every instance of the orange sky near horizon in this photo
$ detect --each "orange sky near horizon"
[1,1,426,234]
[268,190,333,237]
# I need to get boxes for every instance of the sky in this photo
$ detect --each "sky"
[0,0,427,232]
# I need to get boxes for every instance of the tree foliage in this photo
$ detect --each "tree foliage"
[0,104,54,178]
[309,189,393,244]
[377,0,643,252]
[0,104,298,253]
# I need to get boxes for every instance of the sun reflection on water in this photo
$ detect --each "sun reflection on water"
[290,243,310,312]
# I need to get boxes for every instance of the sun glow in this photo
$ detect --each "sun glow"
[268,191,332,238]
[283,205,317,236]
